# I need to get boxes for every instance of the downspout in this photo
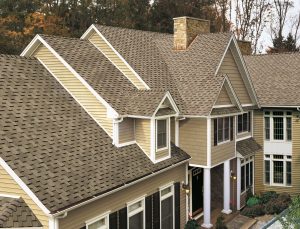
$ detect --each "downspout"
[50,212,67,229]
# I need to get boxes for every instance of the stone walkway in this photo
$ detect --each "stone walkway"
[226,214,257,229]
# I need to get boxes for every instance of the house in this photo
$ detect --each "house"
[1,15,298,229]
[244,53,300,197]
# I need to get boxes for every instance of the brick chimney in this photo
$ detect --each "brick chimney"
[237,40,252,55]
[173,16,210,50]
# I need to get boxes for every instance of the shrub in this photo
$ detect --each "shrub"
[184,219,200,229]
[246,187,254,202]
[264,194,291,215]
[241,205,265,218]
[247,196,261,207]
[216,215,228,229]
[260,191,278,204]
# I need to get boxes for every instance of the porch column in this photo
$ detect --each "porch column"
[236,158,241,210]
[222,160,232,214]
[202,168,212,228]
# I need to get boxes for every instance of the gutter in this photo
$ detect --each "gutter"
[52,158,190,216]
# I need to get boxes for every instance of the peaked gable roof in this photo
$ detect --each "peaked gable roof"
[0,55,190,214]
[244,53,300,107]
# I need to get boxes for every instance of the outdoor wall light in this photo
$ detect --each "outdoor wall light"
[231,170,237,180]
[182,183,190,195]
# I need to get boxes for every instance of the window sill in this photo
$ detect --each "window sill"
[237,131,250,135]
[264,183,292,188]
[156,147,168,152]
[217,140,231,146]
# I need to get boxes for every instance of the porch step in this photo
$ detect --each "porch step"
[226,215,257,229]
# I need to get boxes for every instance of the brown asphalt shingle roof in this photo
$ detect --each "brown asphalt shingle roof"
[95,25,233,116]
[0,55,190,213]
[244,53,300,107]
[0,197,42,228]
[237,138,262,158]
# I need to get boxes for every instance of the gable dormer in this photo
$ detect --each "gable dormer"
[81,25,149,90]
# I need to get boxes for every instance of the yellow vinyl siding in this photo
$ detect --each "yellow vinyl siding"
[211,119,235,166]
[179,118,207,166]
[218,49,252,105]
[59,163,187,229]
[33,45,113,137]
[155,149,169,160]
[135,119,151,156]
[215,86,232,105]
[119,118,135,144]
[253,111,300,196]
[0,165,49,229]
[89,32,147,90]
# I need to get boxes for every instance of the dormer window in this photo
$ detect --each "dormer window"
[156,119,168,150]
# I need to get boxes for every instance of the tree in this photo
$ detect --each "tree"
[279,196,300,228]
[268,32,299,53]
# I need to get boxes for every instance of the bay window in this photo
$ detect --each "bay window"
[237,112,251,133]
[241,156,253,193]
[264,154,292,186]
[264,111,292,141]
[214,116,234,145]
[160,185,174,229]
[128,198,145,229]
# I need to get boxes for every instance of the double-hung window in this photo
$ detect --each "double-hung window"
[86,214,109,229]
[156,119,168,150]
[241,156,253,193]
[128,198,145,229]
[160,185,174,229]
[264,154,292,186]
[237,112,251,133]
[264,111,292,141]
[214,117,233,145]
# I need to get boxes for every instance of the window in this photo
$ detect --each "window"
[237,112,251,133]
[160,185,174,229]
[241,157,254,193]
[264,154,292,186]
[264,111,292,141]
[215,117,233,144]
[156,119,168,150]
[128,198,145,229]
[86,214,109,229]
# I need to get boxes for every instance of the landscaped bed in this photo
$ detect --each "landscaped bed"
[241,189,292,218]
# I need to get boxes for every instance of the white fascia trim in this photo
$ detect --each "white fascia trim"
[0,193,20,198]
[52,158,189,217]
[215,35,234,76]
[20,34,41,57]
[262,105,300,108]
[152,91,180,117]
[231,37,260,107]
[21,35,118,119]
[150,118,156,162]
[0,157,51,215]
[209,112,244,118]
[223,76,243,111]
[84,25,150,90]
[236,152,244,158]
[236,135,252,142]
[213,104,235,108]
[116,140,136,147]
[38,58,112,137]
[189,163,210,169]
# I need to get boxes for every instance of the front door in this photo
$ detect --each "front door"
[191,168,203,216]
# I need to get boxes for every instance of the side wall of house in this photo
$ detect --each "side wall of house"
[88,32,146,89]
[33,44,113,137]
[119,118,135,144]
[179,118,207,166]
[59,163,187,229]
[218,49,252,105]
[0,165,49,228]
[135,119,151,157]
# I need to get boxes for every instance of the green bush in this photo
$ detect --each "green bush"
[260,191,278,204]
[264,193,291,214]
[241,205,265,218]
[184,219,200,229]
[216,215,228,229]
[247,196,261,207]
[246,187,254,202]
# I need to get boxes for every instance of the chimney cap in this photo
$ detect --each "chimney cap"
[173,16,210,22]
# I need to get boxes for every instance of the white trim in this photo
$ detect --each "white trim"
[153,92,180,117]
[37,58,112,138]
[20,34,41,57]
[242,104,255,107]
[175,118,179,147]
[0,193,20,198]
[21,35,119,118]
[262,105,300,108]
[2,228,43,229]
[82,25,150,90]
[189,164,210,169]
[86,211,110,228]
[207,118,211,167]
[115,140,136,147]
[185,164,189,221]
[52,159,189,216]
[236,135,251,142]
[209,112,244,118]
[159,183,175,229]
[127,196,146,229]
[240,156,254,194]
[213,104,235,108]
[0,157,51,215]
[150,118,156,162]
[215,36,233,76]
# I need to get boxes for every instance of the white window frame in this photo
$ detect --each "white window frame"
[155,117,169,152]
[159,183,175,229]
[127,196,146,229]
[264,154,292,187]
[216,117,231,145]
[237,111,251,135]
[264,111,292,142]
[86,211,110,229]
[240,156,254,194]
